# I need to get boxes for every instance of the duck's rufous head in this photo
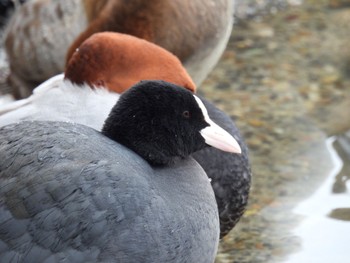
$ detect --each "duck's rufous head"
[64,32,196,93]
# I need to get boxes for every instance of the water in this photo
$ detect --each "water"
[201,0,350,262]
[234,0,303,20]
[286,137,350,263]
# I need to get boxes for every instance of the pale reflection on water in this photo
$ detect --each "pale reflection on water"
[287,137,350,263]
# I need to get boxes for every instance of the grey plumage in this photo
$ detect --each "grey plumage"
[0,121,219,263]
[193,98,251,237]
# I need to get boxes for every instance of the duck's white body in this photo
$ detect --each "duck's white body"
[0,74,119,130]
[0,95,14,108]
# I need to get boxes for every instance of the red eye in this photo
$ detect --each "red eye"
[182,111,190,118]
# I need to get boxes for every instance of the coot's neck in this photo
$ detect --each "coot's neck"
[101,115,184,166]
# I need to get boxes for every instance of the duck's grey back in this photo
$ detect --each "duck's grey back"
[192,97,251,237]
[0,121,219,263]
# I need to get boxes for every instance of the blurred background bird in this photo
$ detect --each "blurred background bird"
[2,0,234,98]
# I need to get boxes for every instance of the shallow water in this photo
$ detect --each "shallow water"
[286,137,349,263]
[0,0,349,262]
[201,0,350,262]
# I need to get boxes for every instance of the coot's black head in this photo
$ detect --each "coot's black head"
[102,80,240,165]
